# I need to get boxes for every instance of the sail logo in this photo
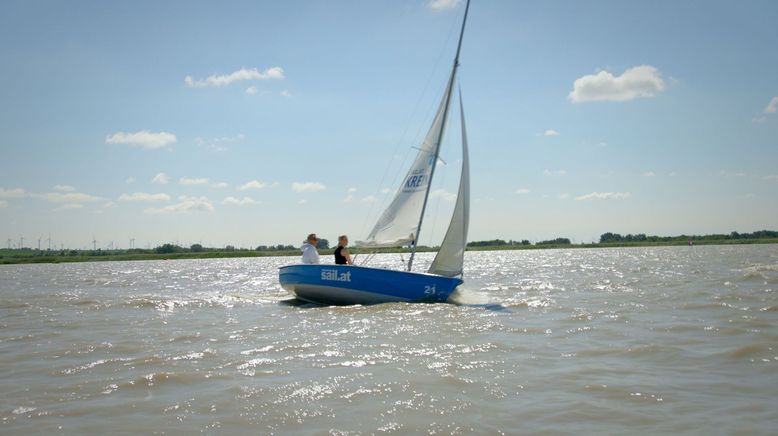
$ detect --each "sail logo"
[403,169,428,192]
[321,269,351,282]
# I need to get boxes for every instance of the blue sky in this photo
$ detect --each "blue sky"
[1,0,777,249]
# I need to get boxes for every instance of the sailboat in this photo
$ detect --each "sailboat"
[279,0,472,305]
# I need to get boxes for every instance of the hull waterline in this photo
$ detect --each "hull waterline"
[279,264,462,305]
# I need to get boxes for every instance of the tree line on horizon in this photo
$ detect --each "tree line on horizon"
[4,231,777,258]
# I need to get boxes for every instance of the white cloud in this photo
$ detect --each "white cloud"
[292,182,326,193]
[515,188,530,194]
[34,191,101,203]
[362,195,377,203]
[222,196,257,206]
[543,129,560,137]
[54,185,76,192]
[543,169,567,176]
[246,86,258,95]
[125,177,136,184]
[559,193,571,200]
[718,170,746,178]
[271,181,281,188]
[764,175,778,181]
[348,187,358,193]
[342,194,355,203]
[151,172,169,184]
[764,96,778,114]
[380,188,390,194]
[0,200,7,208]
[298,199,307,205]
[56,203,84,210]
[237,180,266,191]
[575,192,632,201]
[105,130,176,150]
[430,189,457,202]
[184,67,284,88]
[280,90,291,98]
[211,182,229,189]
[0,187,27,198]
[118,192,171,202]
[179,177,210,185]
[569,65,665,103]
[144,196,214,214]
[428,0,462,11]
[643,171,656,177]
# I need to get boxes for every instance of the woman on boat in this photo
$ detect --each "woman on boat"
[334,235,353,265]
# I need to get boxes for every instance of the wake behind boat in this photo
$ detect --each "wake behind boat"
[279,0,473,305]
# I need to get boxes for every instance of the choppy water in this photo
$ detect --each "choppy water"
[1,245,777,434]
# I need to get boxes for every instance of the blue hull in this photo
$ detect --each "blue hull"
[278,264,463,305]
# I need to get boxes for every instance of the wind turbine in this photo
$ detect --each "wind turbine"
[47,234,51,251]
[129,237,135,249]
[92,236,97,251]
[19,236,24,250]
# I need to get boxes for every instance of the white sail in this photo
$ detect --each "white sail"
[356,73,455,248]
[429,92,470,277]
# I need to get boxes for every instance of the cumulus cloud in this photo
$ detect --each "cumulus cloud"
[292,182,326,193]
[33,191,101,203]
[543,129,560,137]
[428,0,462,11]
[568,65,665,103]
[184,67,284,88]
[179,177,210,185]
[151,173,169,184]
[55,203,84,211]
[222,196,257,206]
[643,171,656,177]
[125,177,136,184]
[764,96,778,114]
[105,130,176,149]
[0,187,27,198]
[559,193,571,199]
[211,182,229,189]
[144,196,214,214]
[515,188,530,194]
[118,192,171,202]
[237,180,266,191]
[246,86,258,95]
[430,189,457,202]
[543,169,567,176]
[754,96,778,122]
[280,90,292,98]
[575,192,632,201]
[362,195,377,203]
[342,194,355,203]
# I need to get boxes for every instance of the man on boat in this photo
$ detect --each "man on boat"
[301,233,320,264]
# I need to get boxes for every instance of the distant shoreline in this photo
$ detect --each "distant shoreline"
[2,238,777,265]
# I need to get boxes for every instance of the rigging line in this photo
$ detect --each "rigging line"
[358,11,463,240]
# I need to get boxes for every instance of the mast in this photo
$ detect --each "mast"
[407,0,471,272]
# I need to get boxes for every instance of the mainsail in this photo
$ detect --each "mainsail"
[356,71,456,249]
[428,93,470,277]
[356,0,471,275]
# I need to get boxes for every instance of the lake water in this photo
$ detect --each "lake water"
[1,245,777,434]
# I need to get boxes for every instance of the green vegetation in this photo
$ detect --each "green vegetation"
[2,230,776,265]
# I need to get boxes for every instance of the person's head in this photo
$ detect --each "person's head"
[338,235,348,246]
[307,233,318,245]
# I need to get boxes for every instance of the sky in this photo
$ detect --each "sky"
[1,0,777,250]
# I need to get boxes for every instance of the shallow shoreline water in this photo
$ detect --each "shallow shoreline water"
[1,245,777,434]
